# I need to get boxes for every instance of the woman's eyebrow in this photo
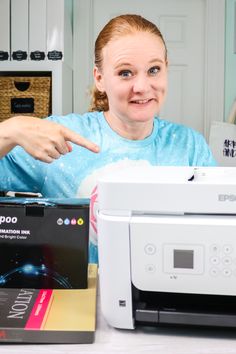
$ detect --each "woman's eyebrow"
[114,58,164,70]
[114,62,132,70]
[149,58,165,64]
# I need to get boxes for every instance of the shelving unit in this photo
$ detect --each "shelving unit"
[0,0,73,119]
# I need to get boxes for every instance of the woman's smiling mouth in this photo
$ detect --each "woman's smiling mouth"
[130,98,153,104]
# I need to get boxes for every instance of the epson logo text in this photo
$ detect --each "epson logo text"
[218,194,236,202]
[0,216,18,225]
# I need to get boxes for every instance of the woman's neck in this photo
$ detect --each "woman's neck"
[104,111,154,140]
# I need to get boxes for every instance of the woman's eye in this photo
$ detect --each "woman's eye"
[149,66,160,75]
[119,70,132,78]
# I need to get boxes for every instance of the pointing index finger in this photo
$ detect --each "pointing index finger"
[63,128,100,153]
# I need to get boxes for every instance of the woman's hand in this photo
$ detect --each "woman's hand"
[0,116,100,163]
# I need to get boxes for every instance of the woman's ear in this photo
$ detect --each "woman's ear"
[93,66,105,92]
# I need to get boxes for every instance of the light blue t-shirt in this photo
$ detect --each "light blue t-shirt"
[0,111,216,262]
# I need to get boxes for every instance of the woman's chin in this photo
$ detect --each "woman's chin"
[128,103,159,120]
[127,110,157,123]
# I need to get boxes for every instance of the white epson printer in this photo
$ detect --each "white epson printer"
[97,166,236,330]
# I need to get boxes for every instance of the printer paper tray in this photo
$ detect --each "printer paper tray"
[133,287,236,328]
[135,308,236,328]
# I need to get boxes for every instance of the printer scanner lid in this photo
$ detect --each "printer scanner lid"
[97,166,236,215]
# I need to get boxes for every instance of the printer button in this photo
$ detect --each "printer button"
[222,268,232,277]
[222,256,232,266]
[210,256,220,265]
[210,244,220,254]
[145,264,156,274]
[223,245,233,255]
[210,268,219,277]
[144,244,157,255]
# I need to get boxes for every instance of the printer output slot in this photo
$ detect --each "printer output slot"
[132,285,236,328]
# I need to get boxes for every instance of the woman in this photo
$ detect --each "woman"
[0,14,216,263]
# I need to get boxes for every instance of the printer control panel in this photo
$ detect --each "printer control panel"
[209,244,234,277]
[130,215,236,296]
[144,243,235,278]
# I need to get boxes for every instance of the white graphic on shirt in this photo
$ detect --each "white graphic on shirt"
[76,159,151,245]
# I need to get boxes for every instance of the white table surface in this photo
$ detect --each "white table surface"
[1,293,236,354]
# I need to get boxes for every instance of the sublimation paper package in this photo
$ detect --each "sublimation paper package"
[0,264,97,343]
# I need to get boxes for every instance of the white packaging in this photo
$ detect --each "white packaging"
[46,0,72,66]
[0,0,10,61]
[29,0,47,60]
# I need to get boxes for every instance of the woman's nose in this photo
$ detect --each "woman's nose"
[132,74,150,93]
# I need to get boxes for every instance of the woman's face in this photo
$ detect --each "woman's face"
[94,31,168,136]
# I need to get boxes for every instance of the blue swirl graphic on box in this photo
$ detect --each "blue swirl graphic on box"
[0,263,72,288]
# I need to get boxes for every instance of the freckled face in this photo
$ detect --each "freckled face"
[94,31,168,132]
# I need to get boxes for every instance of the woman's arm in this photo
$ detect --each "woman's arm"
[0,116,99,162]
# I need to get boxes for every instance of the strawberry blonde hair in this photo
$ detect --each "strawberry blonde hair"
[89,14,167,112]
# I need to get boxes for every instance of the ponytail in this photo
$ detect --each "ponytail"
[89,85,109,112]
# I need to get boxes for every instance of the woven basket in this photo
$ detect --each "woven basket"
[0,76,51,122]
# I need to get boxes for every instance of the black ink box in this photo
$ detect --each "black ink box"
[0,198,89,289]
